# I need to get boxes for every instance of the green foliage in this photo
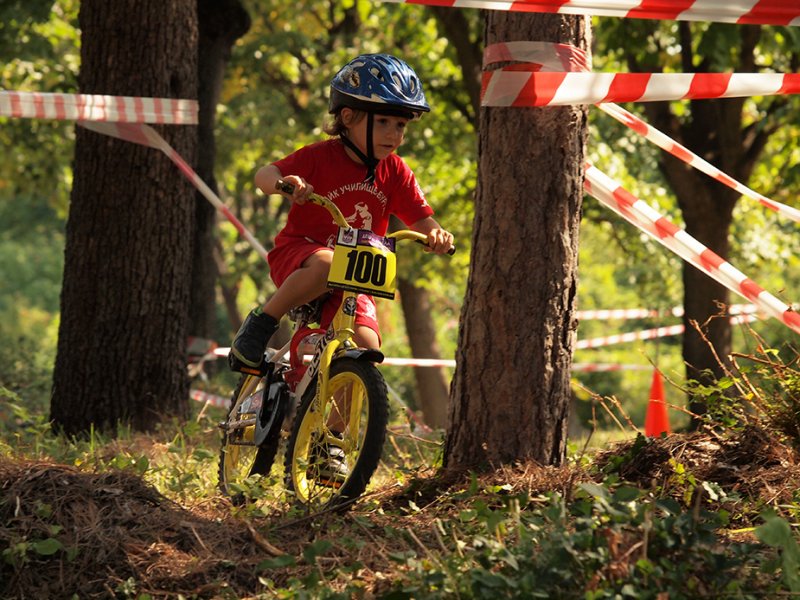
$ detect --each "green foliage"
[756,511,800,592]
[217,1,474,312]
[0,1,75,417]
[384,481,774,599]
[681,343,800,446]
[3,365,800,597]
[0,304,58,412]
[0,0,78,206]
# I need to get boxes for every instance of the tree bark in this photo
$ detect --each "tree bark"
[398,278,450,429]
[190,0,250,344]
[445,12,589,469]
[50,0,198,435]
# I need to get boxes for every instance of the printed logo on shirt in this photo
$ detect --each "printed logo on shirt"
[328,182,389,209]
[345,202,373,230]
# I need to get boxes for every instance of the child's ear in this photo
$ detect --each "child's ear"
[341,107,355,127]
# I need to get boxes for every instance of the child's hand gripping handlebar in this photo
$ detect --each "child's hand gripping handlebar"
[276,179,456,255]
[276,179,349,228]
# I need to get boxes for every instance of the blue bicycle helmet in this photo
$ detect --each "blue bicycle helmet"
[330,54,430,120]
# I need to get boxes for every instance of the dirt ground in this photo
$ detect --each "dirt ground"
[2,426,798,598]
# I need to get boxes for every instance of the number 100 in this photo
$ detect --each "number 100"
[344,250,387,286]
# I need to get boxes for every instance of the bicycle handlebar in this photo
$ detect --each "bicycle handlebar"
[276,179,456,255]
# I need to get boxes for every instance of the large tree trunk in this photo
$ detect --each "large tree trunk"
[190,0,250,344]
[50,0,198,435]
[445,12,589,469]
[398,278,450,429]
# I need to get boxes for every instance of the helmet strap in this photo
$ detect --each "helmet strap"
[340,113,378,184]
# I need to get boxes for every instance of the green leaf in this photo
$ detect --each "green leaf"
[756,513,800,592]
[257,554,297,569]
[612,486,641,503]
[756,513,794,547]
[578,482,610,500]
[32,538,63,556]
[458,509,477,522]
[302,539,333,564]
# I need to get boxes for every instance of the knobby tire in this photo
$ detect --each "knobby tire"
[284,357,388,512]
[218,373,285,505]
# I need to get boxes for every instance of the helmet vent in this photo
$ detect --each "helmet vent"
[329,53,430,115]
[346,69,360,89]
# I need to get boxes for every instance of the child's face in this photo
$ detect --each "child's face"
[343,109,409,161]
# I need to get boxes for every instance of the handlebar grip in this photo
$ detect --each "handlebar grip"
[276,179,295,195]
[415,239,457,255]
[279,178,455,255]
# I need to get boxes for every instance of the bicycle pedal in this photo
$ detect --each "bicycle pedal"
[307,471,345,489]
[227,353,270,376]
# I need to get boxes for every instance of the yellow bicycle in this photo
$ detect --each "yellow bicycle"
[219,179,454,511]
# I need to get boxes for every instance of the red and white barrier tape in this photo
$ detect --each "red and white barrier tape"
[210,344,688,366]
[596,103,800,224]
[0,91,197,124]
[189,360,653,410]
[572,363,650,372]
[585,163,800,335]
[575,304,757,321]
[481,71,800,107]
[80,122,270,262]
[1,91,268,263]
[483,41,800,224]
[211,346,456,367]
[575,314,757,350]
[190,388,229,408]
[484,40,591,74]
[388,0,800,26]
[576,324,682,350]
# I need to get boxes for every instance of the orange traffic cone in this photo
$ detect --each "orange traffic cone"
[645,369,670,437]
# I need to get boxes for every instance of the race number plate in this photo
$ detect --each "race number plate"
[328,228,397,299]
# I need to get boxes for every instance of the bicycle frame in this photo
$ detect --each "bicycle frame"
[220,179,453,506]
[269,185,428,436]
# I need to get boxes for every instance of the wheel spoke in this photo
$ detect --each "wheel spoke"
[285,358,388,511]
[219,374,287,503]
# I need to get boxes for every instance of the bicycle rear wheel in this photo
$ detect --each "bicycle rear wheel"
[218,374,286,504]
[284,357,388,511]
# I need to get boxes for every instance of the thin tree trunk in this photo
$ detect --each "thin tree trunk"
[398,279,450,429]
[190,0,250,344]
[445,12,589,470]
[50,0,198,435]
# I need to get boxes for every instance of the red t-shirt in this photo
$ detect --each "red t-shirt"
[270,139,434,254]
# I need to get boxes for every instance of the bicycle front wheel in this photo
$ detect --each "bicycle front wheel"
[218,374,284,504]
[284,357,388,511]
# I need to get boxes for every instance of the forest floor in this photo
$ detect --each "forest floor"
[2,421,800,599]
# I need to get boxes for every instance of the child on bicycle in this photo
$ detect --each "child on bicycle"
[229,53,454,369]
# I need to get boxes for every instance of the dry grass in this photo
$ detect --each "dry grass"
[2,419,799,598]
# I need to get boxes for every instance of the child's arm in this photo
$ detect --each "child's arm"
[255,164,314,204]
[411,216,455,255]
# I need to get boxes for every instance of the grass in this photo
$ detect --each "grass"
[2,342,800,598]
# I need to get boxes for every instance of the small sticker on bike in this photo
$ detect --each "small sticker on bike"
[343,296,358,316]
[328,228,397,299]
[337,227,357,247]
